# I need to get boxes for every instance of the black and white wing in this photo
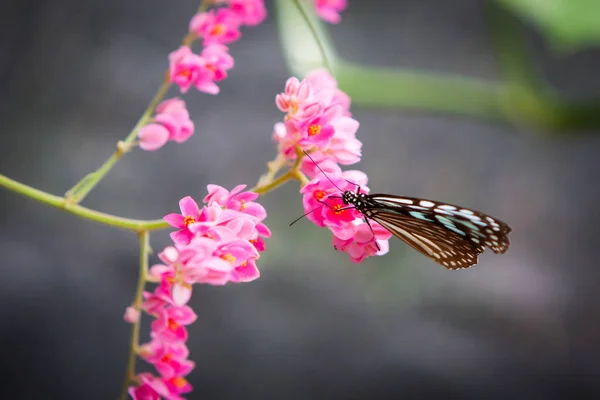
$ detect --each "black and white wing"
[366,195,511,270]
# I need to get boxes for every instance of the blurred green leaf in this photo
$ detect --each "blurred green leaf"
[496,0,600,50]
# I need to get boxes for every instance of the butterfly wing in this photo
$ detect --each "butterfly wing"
[366,195,512,269]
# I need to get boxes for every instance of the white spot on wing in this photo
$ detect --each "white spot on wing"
[439,205,456,210]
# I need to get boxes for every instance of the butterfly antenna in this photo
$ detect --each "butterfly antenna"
[289,204,325,226]
[302,150,345,192]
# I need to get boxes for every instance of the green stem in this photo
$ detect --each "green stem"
[0,173,169,232]
[274,0,339,76]
[252,170,295,194]
[291,0,332,71]
[120,230,150,400]
[66,77,172,204]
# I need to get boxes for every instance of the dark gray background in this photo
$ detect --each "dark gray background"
[1,0,600,398]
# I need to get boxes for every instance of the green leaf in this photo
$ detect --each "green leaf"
[496,0,600,50]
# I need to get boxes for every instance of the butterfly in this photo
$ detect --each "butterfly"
[297,152,512,270]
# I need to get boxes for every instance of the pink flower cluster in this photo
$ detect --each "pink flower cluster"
[314,0,348,24]
[274,70,390,262]
[169,1,266,95]
[138,98,195,151]
[128,185,270,399]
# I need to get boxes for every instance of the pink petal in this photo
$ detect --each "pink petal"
[170,229,194,245]
[164,213,185,228]
[179,196,200,217]
[124,306,140,323]
[138,124,169,151]
[172,283,192,306]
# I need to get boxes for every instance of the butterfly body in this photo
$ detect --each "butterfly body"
[340,189,511,270]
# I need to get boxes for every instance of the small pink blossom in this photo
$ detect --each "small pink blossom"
[299,151,342,179]
[139,340,195,379]
[151,306,196,343]
[314,0,348,24]
[333,223,391,263]
[168,46,205,93]
[154,101,195,144]
[228,0,267,26]
[296,104,342,147]
[189,8,242,45]
[305,68,352,114]
[300,172,360,227]
[138,373,191,400]
[138,124,169,151]
[300,169,390,262]
[275,77,311,116]
[192,44,235,95]
[272,122,297,158]
[164,196,203,245]
[124,306,141,324]
[323,116,361,165]
[128,376,161,400]
[138,97,195,151]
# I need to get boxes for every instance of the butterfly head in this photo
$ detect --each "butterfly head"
[342,190,358,205]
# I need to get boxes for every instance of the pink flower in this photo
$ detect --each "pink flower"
[138,97,195,151]
[204,184,261,215]
[179,235,237,285]
[139,340,195,379]
[201,45,234,81]
[124,306,141,323]
[155,98,194,143]
[296,103,341,148]
[299,169,391,262]
[272,122,297,158]
[138,124,170,151]
[189,8,242,45]
[299,150,342,179]
[149,246,211,306]
[305,68,351,115]
[137,373,191,400]
[332,223,391,263]
[168,46,205,93]
[164,196,203,245]
[275,77,311,116]
[300,171,359,227]
[155,97,187,114]
[228,0,267,26]
[128,375,161,400]
[202,184,271,250]
[130,185,270,399]
[191,44,235,95]
[314,0,348,24]
[323,116,361,165]
[151,306,197,343]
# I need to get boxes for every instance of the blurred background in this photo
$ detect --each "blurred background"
[1,0,600,398]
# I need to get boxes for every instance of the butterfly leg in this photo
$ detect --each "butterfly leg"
[362,216,381,251]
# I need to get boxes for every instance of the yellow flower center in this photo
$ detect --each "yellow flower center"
[333,204,345,214]
[314,190,327,201]
[307,124,321,136]
[210,24,226,36]
[177,69,192,79]
[183,215,195,227]
[171,377,188,389]
[221,253,236,264]
[167,318,180,331]
[240,199,247,210]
